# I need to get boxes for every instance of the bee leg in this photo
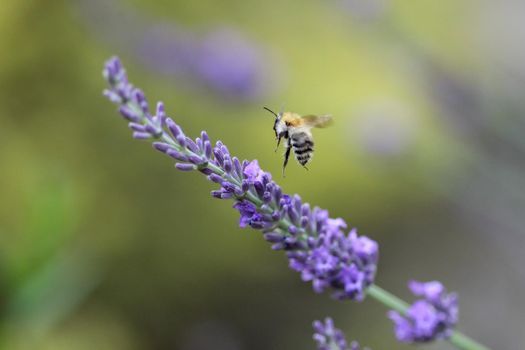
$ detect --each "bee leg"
[282,139,292,177]
[302,165,309,171]
[274,135,282,152]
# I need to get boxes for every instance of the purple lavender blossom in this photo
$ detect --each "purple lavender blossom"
[102,56,378,302]
[312,318,368,350]
[388,280,459,343]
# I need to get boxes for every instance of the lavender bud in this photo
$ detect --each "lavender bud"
[271,211,280,221]
[262,173,272,185]
[211,190,223,199]
[145,123,162,137]
[117,84,132,102]
[204,140,212,159]
[241,180,250,193]
[128,122,146,132]
[287,205,299,223]
[199,167,213,175]
[119,105,140,121]
[156,102,166,126]
[213,147,224,166]
[188,154,205,165]
[223,157,232,173]
[133,89,144,103]
[294,240,307,250]
[166,118,183,138]
[254,182,265,198]
[103,90,121,104]
[185,137,200,153]
[152,142,170,153]
[233,157,243,178]
[273,185,282,203]
[271,243,285,250]
[288,225,298,235]
[196,137,203,152]
[176,134,187,147]
[284,236,298,247]
[279,206,287,219]
[264,233,284,243]
[208,173,223,183]
[263,191,272,203]
[301,203,311,217]
[293,194,302,214]
[166,149,188,161]
[175,163,195,171]
[221,181,237,193]
[103,57,121,82]
[220,144,230,158]
[133,89,149,114]
[300,216,309,228]
[201,131,209,143]
[249,222,263,230]
[221,192,234,199]
[133,132,151,139]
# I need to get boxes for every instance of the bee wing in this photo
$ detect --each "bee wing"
[302,115,333,128]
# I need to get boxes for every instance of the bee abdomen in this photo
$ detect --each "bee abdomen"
[291,133,314,166]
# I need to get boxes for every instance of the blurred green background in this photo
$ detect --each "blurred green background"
[1,0,524,349]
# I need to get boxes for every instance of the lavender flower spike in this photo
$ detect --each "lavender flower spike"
[103,57,492,350]
[102,56,378,302]
[313,318,369,350]
[388,280,459,343]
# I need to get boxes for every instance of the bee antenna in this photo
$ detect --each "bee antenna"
[263,106,279,119]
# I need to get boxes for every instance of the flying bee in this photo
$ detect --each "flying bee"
[263,107,332,176]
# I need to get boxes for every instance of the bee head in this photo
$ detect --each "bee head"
[263,106,282,138]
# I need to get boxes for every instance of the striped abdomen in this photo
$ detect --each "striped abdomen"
[291,132,314,166]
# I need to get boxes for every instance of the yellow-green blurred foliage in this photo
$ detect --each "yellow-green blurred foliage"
[1,0,524,349]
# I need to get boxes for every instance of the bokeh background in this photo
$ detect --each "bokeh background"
[1,0,524,349]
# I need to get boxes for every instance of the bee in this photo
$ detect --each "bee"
[263,107,332,176]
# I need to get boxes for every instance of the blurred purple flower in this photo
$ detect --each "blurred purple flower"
[193,29,266,99]
[388,280,458,343]
[313,318,368,350]
[79,0,274,101]
[140,26,269,100]
[103,56,378,302]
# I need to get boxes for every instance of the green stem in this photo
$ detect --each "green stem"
[367,284,410,313]
[367,284,491,350]
[448,332,491,350]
